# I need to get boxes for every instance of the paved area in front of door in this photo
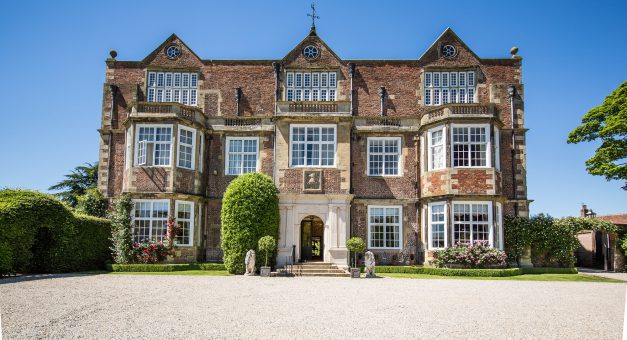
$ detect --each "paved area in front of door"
[578,267,627,281]
[1,274,624,339]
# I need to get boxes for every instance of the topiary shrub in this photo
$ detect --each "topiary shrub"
[221,173,279,274]
[346,237,366,268]
[258,236,276,267]
[0,242,13,276]
[73,214,112,270]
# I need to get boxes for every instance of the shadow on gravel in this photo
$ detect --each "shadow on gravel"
[0,273,103,285]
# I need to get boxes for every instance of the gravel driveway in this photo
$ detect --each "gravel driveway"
[1,274,624,339]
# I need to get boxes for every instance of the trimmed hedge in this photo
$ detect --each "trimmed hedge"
[109,263,226,272]
[0,189,112,275]
[221,173,279,274]
[373,266,578,277]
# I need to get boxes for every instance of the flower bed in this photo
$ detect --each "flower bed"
[433,241,508,268]
[375,266,577,277]
[109,263,226,272]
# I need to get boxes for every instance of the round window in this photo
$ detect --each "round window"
[441,44,457,59]
[303,45,320,60]
[165,45,181,59]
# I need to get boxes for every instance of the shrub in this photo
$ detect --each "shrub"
[258,236,276,267]
[373,266,577,277]
[109,263,226,272]
[0,189,112,274]
[0,242,13,275]
[504,216,534,263]
[433,241,508,269]
[75,188,107,217]
[346,237,366,268]
[109,194,133,264]
[132,241,171,264]
[221,173,279,274]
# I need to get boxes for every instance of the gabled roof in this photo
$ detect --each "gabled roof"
[596,214,627,226]
[418,27,481,63]
[281,27,343,68]
[142,33,203,68]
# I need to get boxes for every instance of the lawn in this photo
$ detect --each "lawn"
[379,272,625,283]
[77,270,232,276]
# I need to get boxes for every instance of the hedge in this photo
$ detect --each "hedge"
[109,263,226,272]
[221,173,280,274]
[0,189,112,275]
[373,266,578,277]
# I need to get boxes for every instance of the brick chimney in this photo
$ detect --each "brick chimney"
[580,204,587,218]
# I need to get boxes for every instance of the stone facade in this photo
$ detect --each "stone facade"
[98,27,530,267]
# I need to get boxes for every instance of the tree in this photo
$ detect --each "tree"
[49,162,99,206]
[257,236,276,267]
[346,237,366,268]
[567,81,627,190]
[75,188,107,217]
[221,173,279,274]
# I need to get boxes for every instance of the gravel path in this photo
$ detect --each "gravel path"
[1,274,624,339]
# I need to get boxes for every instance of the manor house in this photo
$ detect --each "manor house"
[98,25,529,268]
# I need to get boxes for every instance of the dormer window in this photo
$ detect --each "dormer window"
[147,71,198,106]
[424,71,475,106]
[286,71,337,101]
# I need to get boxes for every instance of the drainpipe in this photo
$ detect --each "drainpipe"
[348,63,355,116]
[378,86,386,116]
[234,87,242,116]
[107,84,118,197]
[272,62,280,184]
[508,85,518,216]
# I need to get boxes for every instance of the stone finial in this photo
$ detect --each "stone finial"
[510,46,521,59]
[109,50,117,59]
[348,62,356,77]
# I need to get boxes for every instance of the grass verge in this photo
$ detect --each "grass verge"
[380,272,624,283]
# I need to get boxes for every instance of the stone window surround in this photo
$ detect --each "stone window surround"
[131,123,200,171]
[146,71,199,106]
[367,205,403,250]
[174,200,195,247]
[177,126,196,170]
[366,136,403,177]
[289,124,337,168]
[284,70,338,102]
[224,136,260,176]
[424,70,476,106]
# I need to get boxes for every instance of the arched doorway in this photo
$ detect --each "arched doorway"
[300,215,324,262]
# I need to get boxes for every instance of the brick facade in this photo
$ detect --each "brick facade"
[98,28,530,266]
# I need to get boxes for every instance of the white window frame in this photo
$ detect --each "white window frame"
[495,202,503,250]
[424,71,476,106]
[225,137,260,175]
[134,124,173,167]
[289,124,337,167]
[147,71,199,106]
[285,71,337,101]
[367,205,403,250]
[131,199,170,243]
[366,137,402,177]
[177,126,196,170]
[450,123,492,168]
[494,127,500,171]
[125,127,132,169]
[451,201,493,247]
[428,202,447,250]
[427,126,446,171]
[174,200,195,247]
[198,131,204,173]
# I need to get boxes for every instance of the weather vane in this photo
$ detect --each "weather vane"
[307,2,320,29]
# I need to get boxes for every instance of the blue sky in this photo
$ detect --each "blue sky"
[0,0,625,217]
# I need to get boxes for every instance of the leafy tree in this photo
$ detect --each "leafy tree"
[221,173,279,274]
[75,188,107,217]
[258,236,276,267]
[346,237,366,268]
[567,81,627,190]
[49,162,99,206]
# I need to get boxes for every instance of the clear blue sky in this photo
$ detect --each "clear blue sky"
[0,0,625,217]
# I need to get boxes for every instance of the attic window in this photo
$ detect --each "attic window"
[147,71,198,106]
[441,44,457,59]
[165,44,181,59]
[303,45,320,60]
[424,71,476,106]
[286,71,337,101]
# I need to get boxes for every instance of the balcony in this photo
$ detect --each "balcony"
[421,104,497,126]
[130,102,205,125]
[276,101,351,116]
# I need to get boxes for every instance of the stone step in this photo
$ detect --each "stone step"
[297,269,347,274]
[299,272,351,277]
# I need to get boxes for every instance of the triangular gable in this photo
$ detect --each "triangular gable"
[142,33,203,68]
[282,28,343,68]
[418,27,481,65]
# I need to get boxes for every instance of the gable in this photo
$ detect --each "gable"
[418,28,481,66]
[282,28,343,69]
[143,34,204,69]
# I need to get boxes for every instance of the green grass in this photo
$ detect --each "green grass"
[73,270,232,276]
[380,272,625,283]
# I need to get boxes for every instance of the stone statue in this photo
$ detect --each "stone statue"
[244,249,256,276]
[365,251,376,278]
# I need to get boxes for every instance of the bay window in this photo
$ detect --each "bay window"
[226,137,259,175]
[177,126,196,170]
[368,206,402,249]
[424,71,476,106]
[451,124,490,168]
[452,202,492,246]
[290,125,336,167]
[427,126,445,171]
[286,71,338,101]
[428,202,447,249]
[135,124,173,166]
[132,200,169,243]
[147,71,198,106]
[367,137,401,176]
[175,201,194,246]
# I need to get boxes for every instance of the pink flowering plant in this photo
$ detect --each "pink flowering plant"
[433,241,508,269]
[131,216,181,264]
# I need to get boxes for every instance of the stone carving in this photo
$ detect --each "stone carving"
[244,249,256,276]
[365,251,376,278]
[303,170,322,191]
